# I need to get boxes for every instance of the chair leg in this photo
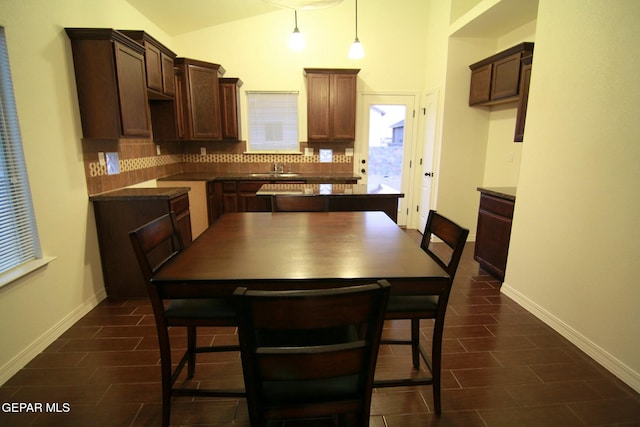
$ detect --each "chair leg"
[411,319,421,368]
[431,319,445,414]
[156,325,173,427]
[161,384,171,427]
[187,326,196,379]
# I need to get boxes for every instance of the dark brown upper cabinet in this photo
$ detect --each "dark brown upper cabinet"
[304,68,360,142]
[514,56,532,142]
[65,28,151,139]
[219,77,243,141]
[119,30,177,100]
[175,58,225,141]
[469,42,534,106]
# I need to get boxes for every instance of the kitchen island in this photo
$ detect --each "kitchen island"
[158,172,361,224]
[256,183,404,223]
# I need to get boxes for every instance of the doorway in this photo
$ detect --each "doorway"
[356,94,416,226]
[416,90,439,232]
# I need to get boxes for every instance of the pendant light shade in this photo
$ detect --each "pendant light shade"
[288,10,305,51]
[348,0,364,59]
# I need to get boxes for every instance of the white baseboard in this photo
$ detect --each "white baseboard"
[501,283,640,393]
[0,289,107,386]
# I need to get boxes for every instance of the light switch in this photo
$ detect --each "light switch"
[200,147,206,156]
[156,145,161,155]
[98,152,105,166]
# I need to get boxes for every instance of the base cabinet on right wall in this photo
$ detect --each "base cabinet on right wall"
[474,187,516,281]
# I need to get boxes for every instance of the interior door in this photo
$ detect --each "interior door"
[356,94,416,226]
[417,90,439,232]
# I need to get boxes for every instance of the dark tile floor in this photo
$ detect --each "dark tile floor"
[1,235,639,426]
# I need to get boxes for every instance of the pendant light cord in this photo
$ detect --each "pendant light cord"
[354,0,359,40]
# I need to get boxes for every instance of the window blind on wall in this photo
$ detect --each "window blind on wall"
[246,91,299,153]
[0,26,42,275]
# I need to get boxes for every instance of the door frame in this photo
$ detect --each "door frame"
[409,88,443,231]
[355,92,419,227]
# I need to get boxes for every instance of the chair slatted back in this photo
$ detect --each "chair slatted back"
[129,212,184,284]
[234,281,391,426]
[420,210,469,282]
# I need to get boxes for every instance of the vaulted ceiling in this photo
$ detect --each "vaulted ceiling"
[125,0,282,36]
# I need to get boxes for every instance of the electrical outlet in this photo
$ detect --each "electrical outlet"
[156,145,161,156]
[200,147,206,156]
[98,152,105,166]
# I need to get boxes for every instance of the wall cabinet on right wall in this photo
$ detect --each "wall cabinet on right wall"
[469,42,534,142]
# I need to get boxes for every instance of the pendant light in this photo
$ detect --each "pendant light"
[348,0,364,59]
[288,10,305,51]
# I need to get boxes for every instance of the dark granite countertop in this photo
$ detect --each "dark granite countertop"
[257,183,404,197]
[89,187,190,201]
[158,172,361,182]
[477,187,517,201]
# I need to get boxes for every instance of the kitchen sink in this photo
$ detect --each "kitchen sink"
[248,172,301,178]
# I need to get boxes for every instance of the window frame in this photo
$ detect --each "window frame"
[0,26,52,288]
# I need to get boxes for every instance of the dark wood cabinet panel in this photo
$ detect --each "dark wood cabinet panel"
[490,52,522,101]
[91,190,192,298]
[474,192,515,281]
[65,28,150,139]
[119,30,177,99]
[304,68,359,142]
[219,77,243,140]
[176,58,225,140]
[468,42,533,106]
[469,63,492,105]
[306,72,332,140]
[514,56,532,142]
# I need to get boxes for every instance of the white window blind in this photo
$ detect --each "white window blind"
[246,91,299,153]
[0,26,42,275]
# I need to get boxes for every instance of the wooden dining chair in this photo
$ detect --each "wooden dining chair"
[375,210,469,414]
[234,280,391,427]
[271,194,329,212]
[129,212,244,427]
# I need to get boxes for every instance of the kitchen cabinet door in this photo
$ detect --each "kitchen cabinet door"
[305,68,359,142]
[219,77,243,140]
[176,58,225,141]
[474,193,514,281]
[514,56,532,142]
[468,42,533,106]
[120,30,177,99]
[65,28,151,139]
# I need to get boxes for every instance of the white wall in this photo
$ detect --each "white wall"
[503,0,640,390]
[172,0,431,166]
[0,0,170,384]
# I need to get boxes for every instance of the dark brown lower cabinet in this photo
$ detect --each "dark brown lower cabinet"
[91,189,192,298]
[474,190,515,281]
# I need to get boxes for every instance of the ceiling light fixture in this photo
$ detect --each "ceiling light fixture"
[288,10,305,51]
[348,0,364,59]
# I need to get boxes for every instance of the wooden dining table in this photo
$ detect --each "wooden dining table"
[152,211,450,298]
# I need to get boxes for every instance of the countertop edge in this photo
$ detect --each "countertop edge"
[158,173,361,182]
[89,187,191,201]
[477,187,517,201]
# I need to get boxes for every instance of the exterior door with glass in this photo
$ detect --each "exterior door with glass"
[356,94,416,226]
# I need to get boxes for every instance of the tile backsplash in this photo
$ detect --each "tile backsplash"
[83,138,353,195]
